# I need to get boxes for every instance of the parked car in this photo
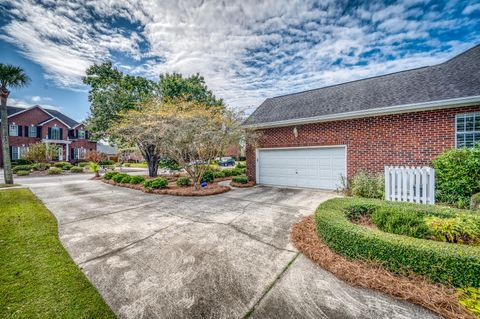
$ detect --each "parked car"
[219,157,236,167]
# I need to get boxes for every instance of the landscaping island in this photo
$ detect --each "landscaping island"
[292,197,480,319]
[0,189,114,318]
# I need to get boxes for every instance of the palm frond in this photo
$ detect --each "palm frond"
[0,63,31,88]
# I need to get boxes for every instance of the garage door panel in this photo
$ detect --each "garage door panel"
[258,147,346,190]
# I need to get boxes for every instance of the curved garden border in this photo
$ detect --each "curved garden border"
[102,179,230,196]
[291,215,475,319]
[315,198,480,288]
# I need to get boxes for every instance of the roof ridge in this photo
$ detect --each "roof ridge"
[267,44,480,101]
[269,65,432,100]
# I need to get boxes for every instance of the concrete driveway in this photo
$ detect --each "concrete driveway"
[18,173,437,319]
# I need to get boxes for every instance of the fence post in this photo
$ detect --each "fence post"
[429,168,435,205]
[384,165,435,205]
[384,166,390,201]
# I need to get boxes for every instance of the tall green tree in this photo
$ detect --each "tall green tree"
[159,73,224,107]
[0,64,30,184]
[83,62,158,138]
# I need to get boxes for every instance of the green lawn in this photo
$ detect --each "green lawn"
[128,163,147,168]
[0,189,115,318]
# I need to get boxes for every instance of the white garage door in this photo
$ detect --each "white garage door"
[257,147,346,190]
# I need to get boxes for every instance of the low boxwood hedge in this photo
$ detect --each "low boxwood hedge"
[112,173,128,183]
[12,165,33,173]
[70,166,83,173]
[15,170,30,176]
[143,177,168,189]
[103,171,118,180]
[315,198,480,288]
[129,175,145,184]
[232,176,248,184]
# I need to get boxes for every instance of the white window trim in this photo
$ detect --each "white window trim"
[455,112,480,148]
[11,146,29,160]
[9,124,18,136]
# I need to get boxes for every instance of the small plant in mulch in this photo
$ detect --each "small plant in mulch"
[176,177,192,187]
[230,176,255,188]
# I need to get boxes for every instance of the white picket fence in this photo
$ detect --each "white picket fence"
[384,166,435,205]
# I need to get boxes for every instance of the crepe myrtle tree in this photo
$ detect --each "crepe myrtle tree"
[108,100,170,177]
[22,142,59,163]
[161,100,244,190]
[0,64,30,184]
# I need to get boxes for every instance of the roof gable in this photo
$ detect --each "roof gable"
[0,105,79,128]
[244,44,480,127]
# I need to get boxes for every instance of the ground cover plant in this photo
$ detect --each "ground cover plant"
[0,189,114,318]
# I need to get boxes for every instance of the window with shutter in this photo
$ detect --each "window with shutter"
[456,113,480,148]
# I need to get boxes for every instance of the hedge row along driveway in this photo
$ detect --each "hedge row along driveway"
[315,198,480,288]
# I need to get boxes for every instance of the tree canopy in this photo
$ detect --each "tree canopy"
[83,62,158,138]
[84,65,225,140]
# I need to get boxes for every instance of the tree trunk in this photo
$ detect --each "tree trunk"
[0,93,13,184]
[146,154,159,177]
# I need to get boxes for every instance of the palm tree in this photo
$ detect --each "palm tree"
[0,64,30,184]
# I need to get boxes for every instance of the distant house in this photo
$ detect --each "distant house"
[96,141,117,160]
[243,44,480,190]
[0,105,96,164]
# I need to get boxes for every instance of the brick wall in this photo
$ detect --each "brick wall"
[246,105,480,181]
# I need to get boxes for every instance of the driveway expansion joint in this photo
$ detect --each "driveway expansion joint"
[243,252,300,318]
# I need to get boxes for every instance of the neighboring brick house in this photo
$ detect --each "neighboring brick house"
[243,44,480,190]
[0,105,96,165]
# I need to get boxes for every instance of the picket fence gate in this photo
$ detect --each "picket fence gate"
[384,166,435,205]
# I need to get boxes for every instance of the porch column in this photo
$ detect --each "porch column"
[66,143,69,161]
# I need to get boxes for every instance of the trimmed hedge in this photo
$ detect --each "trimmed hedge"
[70,166,84,173]
[143,178,168,189]
[112,173,128,183]
[15,170,30,176]
[54,162,70,168]
[103,172,119,180]
[176,177,191,187]
[12,165,33,173]
[47,167,62,175]
[232,176,248,184]
[129,175,145,184]
[315,198,480,288]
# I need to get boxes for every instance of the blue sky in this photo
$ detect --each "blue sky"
[1,0,479,121]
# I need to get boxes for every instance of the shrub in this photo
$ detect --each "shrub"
[213,171,225,178]
[315,197,480,287]
[176,177,192,187]
[112,173,128,183]
[124,163,131,167]
[425,215,480,245]
[47,167,62,175]
[120,175,132,184]
[350,171,384,199]
[15,170,30,176]
[62,164,73,170]
[99,159,115,166]
[78,162,91,167]
[471,193,480,211]
[344,203,378,222]
[371,207,431,239]
[70,166,84,173]
[202,171,215,182]
[432,145,480,208]
[54,162,70,168]
[12,165,33,173]
[159,158,180,171]
[236,162,246,169]
[33,162,50,171]
[232,176,248,184]
[129,175,145,184]
[103,172,118,180]
[222,168,244,177]
[143,177,168,189]
[13,159,33,165]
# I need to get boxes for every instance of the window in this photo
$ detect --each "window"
[11,146,28,160]
[51,127,60,140]
[75,148,86,159]
[29,126,37,137]
[9,124,18,136]
[78,129,85,139]
[456,113,480,148]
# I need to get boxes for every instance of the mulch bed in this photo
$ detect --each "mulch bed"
[230,181,256,188]
[291,215,475,319]
[102,179,230,196]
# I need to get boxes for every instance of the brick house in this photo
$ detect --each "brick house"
[0,105,96,165]
[243,44,480,190]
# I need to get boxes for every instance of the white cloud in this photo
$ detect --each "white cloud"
[8,97,62,111]
[2,0,479,110]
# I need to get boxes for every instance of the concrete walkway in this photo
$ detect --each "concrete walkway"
[17,174,438,319]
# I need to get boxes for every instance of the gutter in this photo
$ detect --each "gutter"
[242,95,480,129]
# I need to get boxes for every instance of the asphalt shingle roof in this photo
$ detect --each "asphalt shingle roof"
[0,105,80,128]
[244,44,480,126]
